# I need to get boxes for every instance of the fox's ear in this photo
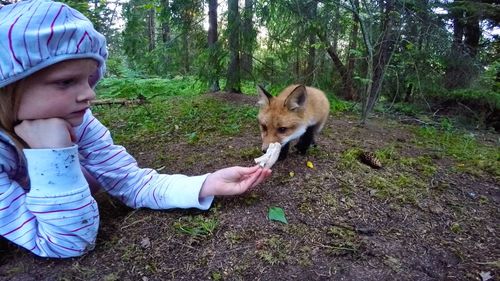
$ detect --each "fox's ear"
[285,85,307,111]
[257,85,272,107]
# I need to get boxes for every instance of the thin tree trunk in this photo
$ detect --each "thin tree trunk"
[161,0,171,44]
[305,1,317,85]
[343,0,359,100]
[160,0,171,69]
[362,0,398,123]
[147,7,155,52]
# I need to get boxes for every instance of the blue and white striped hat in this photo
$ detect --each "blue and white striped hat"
[0,0,108,88]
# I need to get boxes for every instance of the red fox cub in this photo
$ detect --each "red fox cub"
[257,84,330,160]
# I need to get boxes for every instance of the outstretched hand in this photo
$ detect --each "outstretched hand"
[199,165,272,198]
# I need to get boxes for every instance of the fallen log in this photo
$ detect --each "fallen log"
[91,97,147,106]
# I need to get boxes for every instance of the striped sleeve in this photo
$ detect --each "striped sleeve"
[76,110,214,210]
[0,137,99,258]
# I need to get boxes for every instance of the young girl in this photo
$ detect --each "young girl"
[0,0,271,258]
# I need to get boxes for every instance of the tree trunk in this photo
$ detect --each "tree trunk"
[208,0,220,92]
[240,0,254,79]
[182,30,190,74]
[225,0,241,93]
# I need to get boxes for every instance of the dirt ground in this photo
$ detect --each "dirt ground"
[0,93,498,281]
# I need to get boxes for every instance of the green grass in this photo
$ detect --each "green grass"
[92,95,258,145]
[415,126,500,178]
[173,215,218,238]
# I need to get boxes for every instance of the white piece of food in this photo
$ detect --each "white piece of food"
[254,142,281,168]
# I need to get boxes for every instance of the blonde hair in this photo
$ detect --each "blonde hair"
[0,82,27,149]
[0,82,30,187]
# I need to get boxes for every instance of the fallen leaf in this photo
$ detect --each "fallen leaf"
[289,171,295,177]
[140,237,151,249]
[268,206,287,224]
[480,271,493,281]
[306,161,314,169]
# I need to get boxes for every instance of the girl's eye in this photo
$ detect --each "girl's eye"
[56,79,74,87]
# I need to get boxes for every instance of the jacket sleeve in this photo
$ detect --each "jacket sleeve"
[75,110,214,210]
[0,139,99,258]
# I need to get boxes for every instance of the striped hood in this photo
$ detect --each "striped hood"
[0,0,107,88]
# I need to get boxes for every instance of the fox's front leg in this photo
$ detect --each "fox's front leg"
[295,125,315,154]
[278,143,290,160]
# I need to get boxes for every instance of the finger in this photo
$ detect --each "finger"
[235,165,260,178]
[252,168,270,187]
[247,168,269,189]
[240,169,262,191]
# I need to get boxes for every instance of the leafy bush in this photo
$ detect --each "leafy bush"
[95,76,205,99]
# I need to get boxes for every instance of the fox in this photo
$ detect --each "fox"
[257,84,330,160]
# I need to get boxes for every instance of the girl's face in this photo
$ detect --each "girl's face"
[17,59,98,127]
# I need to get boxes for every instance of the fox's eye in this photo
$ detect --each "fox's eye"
[277,127,287,133]
[261,124,267,132]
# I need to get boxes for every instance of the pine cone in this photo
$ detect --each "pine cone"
[359,151,382,169]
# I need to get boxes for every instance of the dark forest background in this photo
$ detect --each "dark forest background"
[3,0,499,127]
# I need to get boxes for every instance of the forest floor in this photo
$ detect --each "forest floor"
[0,92,498,281]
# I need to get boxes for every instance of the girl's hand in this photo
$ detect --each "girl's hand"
[14,118,75,149]
[199,165,272,198]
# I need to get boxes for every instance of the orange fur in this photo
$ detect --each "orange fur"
[257,84,330,154]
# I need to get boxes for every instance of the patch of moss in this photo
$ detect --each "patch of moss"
[256,235,291,266]
[367,173,427,204]
[326,226,361,255]
[400,155,438,178]
[338,148,363,170]
[375,145,399,165]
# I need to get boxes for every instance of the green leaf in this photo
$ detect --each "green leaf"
[268,207,288,224]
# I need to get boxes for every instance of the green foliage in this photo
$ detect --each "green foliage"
[96,77,204,99]
[329,95,353,113]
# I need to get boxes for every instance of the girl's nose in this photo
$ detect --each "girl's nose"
[78,83,96,103]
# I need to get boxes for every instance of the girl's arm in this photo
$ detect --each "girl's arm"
[0,137,99,258]
[76,110,214,210]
